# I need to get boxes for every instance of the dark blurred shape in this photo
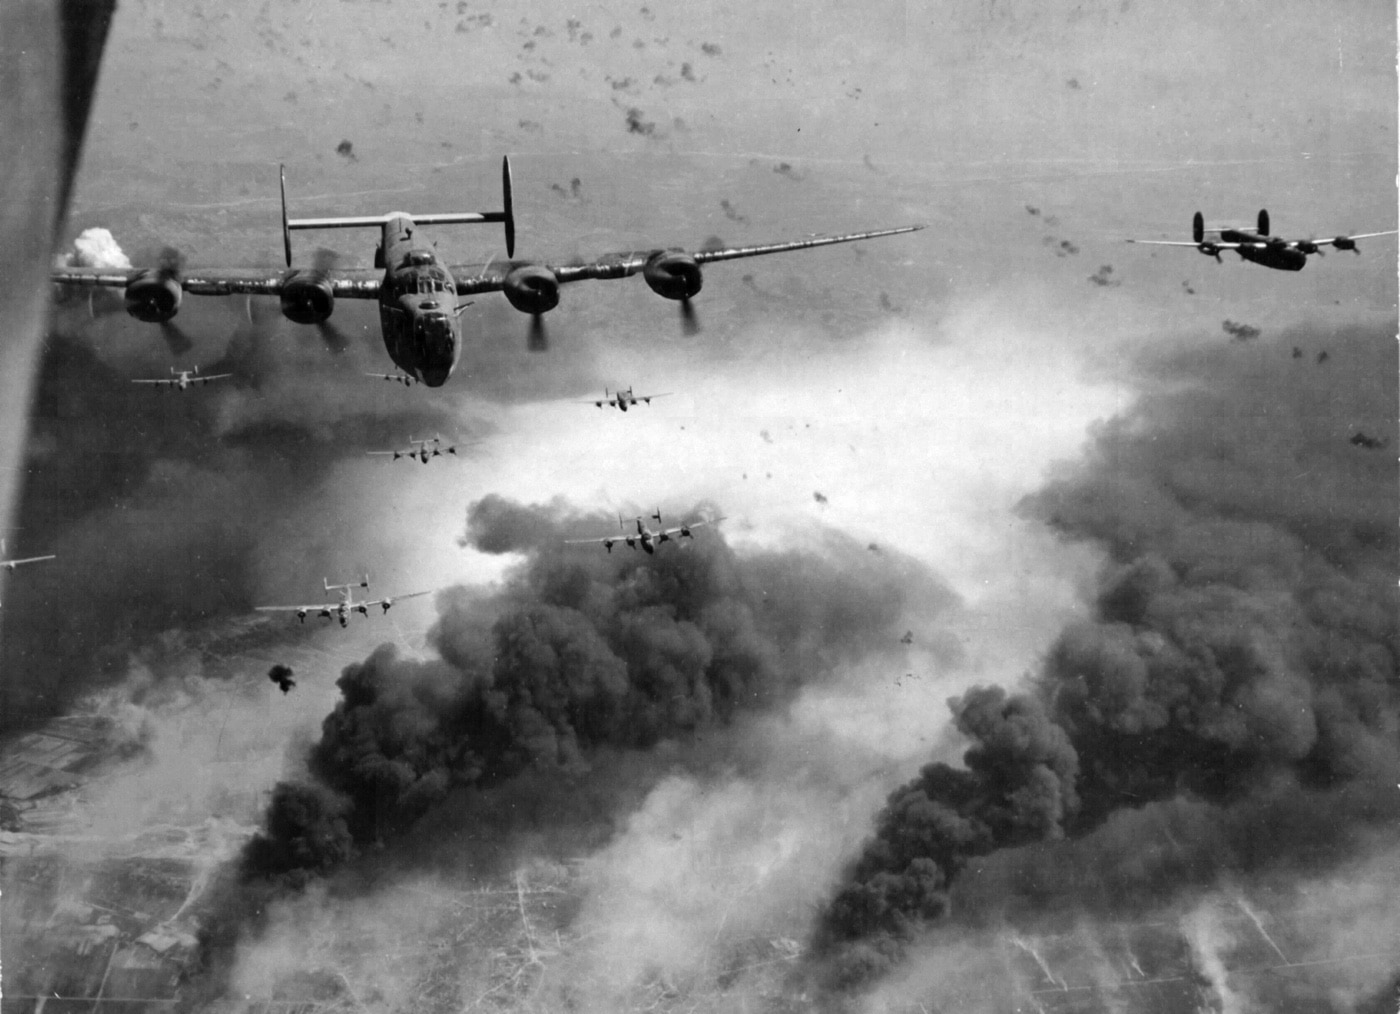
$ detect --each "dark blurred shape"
[268,664,296,694]
[1222,318,1261,342]
[0,0,115,647]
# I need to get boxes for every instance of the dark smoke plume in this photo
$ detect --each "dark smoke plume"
[810,327,1398,990]
[242,495,945,878]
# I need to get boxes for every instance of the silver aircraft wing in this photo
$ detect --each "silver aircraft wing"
[52,265,384,299]
[1315,230,1399,247]
[362,589,434,609]
[1126,240,1247,248]
[448,225,924,295]
[2,554,55,569]
[660,516,724,538]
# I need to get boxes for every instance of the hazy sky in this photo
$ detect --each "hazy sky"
[7,0,1396,1009]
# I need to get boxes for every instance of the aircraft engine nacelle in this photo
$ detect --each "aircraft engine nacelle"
[643,250,703,301]
[503,265,560,315]
[1331,236,1358,252]
[124,270,182,323]
[280,271,335,324]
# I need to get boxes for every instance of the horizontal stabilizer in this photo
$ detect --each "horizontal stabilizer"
[280,157,516,264]
[287,212,507,230]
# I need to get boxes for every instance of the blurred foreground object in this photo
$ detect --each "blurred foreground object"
[0,0,115,596]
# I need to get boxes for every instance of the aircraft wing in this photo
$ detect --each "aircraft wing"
[367,449,409,457]
[198,373,234,382]
[565,535,622,545]
[3,554,55,568]
[131,378,178,385]
[255,603,331,613]
[1126,240,1247,248]
[1315,230,1399,246]
[449,225,924,294]
[662,516,724,537]
[52,266,384,299]
[365,589,434,608]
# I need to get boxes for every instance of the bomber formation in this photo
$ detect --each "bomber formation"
[41,163,1397,628]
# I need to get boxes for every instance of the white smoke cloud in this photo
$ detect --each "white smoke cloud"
[59,227,131,269]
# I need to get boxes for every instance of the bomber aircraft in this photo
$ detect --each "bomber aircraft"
[50,158,924,387]
[256,574,431,627]
[367,435,466,463]
[1,538,55,572]
[580,386,670,412]
[1128,210,1397,271]
[566,510,721,554]
[132,365,232,390]
[366,370,419,387]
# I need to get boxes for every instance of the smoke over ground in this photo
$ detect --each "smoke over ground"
[810,324,1399,1005]
[241,495,949,879]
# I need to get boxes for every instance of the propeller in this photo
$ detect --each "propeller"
[679,297,700,335]
[311,247,353,352]
[316,320,352,354]
[528,314,548,352]
[157,245,186,277]
[159,321,194,356]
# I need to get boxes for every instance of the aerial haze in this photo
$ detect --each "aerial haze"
[3,1,1395,1012]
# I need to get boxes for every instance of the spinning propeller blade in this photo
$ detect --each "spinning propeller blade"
[528,314,548,352]
[680,297,700,336]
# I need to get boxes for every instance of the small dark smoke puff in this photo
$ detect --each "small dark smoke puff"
[267,664,295,694]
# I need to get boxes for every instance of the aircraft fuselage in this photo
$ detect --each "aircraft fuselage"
[1217,229,1308,271]
[376,215,463,386]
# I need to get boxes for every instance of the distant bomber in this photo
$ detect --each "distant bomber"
[580,386,670,412]
[1128,210,1396,271]
[567,510,722,554]
[1,539,55,572]
[52,158,923,387]
[256,574,432,627]
[367,435,469,464]
[132,365,232,390]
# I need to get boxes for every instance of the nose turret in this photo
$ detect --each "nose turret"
[414,309,458,386]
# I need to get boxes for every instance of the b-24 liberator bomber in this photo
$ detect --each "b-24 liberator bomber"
[1128,210,1397,271]
[580,386,670,411]
[1,538,55,572]
[566,510,722,554]
[1,538,55,606]
[366,370,420,387]
[131,365,232,390]
[255,574,431,627]
[51,158,924,387]
[367,435,468,463]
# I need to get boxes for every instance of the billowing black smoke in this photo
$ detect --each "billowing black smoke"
[242,495,945,878]
[811,326,1399,989]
